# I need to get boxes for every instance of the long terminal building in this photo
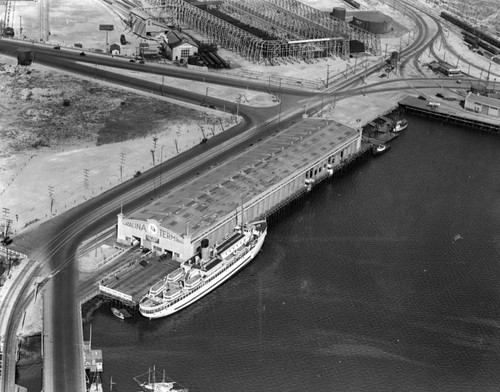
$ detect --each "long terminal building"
[116,118,361,262]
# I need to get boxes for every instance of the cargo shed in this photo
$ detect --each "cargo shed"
[117,118,361,261]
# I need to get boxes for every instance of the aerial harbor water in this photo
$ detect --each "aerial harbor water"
[87,114,500,391]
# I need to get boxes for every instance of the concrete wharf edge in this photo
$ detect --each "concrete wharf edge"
[398,96,500,134]
[82,143,372,309]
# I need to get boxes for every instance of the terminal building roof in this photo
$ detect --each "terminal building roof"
[130,118,358,239]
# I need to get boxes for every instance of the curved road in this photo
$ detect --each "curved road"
[0,2,484,389]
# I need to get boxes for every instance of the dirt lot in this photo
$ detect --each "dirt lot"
[0,57,237,233]
[0,65,209,153]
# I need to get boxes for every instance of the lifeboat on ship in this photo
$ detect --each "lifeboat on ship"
[163,285,183,301]
[149,279,167,296]
[167,268,184,282]
[184,273,203,289]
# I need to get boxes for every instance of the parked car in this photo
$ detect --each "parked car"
[134,171,142,177]
[79,52,86,56]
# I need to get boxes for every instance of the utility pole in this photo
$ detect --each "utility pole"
[48,186,55,216]
[278,78,283,122]
[486,63,491,82]
[120,152,126,182]
[384,43,388,58]
[175,139,179,154]
[325,65,330,88]
[2,207,9,237]
[150,149,155,166]
[83,169,89,190]
[159,145,164,190]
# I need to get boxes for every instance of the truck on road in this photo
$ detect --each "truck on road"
[16,49,34,65]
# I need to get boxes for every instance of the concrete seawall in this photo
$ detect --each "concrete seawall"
[399,96,500,134]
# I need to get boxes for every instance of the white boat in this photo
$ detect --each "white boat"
[134,367,188,392]
[393,119,408,132]
[139,220,267,318]
[111,307,125,320]
[372,143,390,156]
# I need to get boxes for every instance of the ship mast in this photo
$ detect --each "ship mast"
[240,195,245,227]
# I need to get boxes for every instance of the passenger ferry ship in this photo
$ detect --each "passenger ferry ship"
[139,220,267,318]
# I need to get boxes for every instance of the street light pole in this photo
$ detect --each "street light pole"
[326,65,330,88]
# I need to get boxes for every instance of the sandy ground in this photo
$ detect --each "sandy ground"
[1,0,498,338]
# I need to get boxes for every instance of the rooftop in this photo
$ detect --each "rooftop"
[129,118,358,239]
[466,92,500,107]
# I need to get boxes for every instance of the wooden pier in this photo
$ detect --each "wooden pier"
[399,96,500,134]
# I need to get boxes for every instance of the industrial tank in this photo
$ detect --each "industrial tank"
[330,7,346,21]
[350,11,392,34]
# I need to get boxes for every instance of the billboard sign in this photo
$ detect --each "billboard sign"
[99,24,114,31]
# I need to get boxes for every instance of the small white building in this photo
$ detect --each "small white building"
[166,30,198,61]
[464,92,500,117]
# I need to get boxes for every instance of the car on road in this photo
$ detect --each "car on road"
[129,59,135,63]
[79,52,86,56]
[379,73,387,78]
[53,45,61,50]
[134,171,142,177]
[456,79,462,84]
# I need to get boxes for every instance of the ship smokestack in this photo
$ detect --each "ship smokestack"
[201,238,210,261]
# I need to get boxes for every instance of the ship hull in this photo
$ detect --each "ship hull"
[140,228,266,319]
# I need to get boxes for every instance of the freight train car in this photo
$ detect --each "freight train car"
[343,0,360,9]
[463,31,500,55]
[441,11,500,51]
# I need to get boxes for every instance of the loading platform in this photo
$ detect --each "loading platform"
[399,96,500,134]
[98,247,180,306]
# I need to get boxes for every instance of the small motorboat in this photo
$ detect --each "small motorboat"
[372,144,390,156]
[111,307,125,320]
[393,119,408,133]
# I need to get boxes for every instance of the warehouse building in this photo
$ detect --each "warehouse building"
[464,92,500,117]
[116,118,361,261]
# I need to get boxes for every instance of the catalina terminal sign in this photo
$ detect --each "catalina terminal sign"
[123,219,184,244]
